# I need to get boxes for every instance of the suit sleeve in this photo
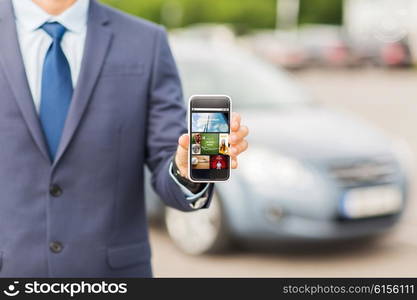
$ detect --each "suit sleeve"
[145,27,213,212]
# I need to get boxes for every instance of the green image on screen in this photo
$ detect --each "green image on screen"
[200,133,219,155]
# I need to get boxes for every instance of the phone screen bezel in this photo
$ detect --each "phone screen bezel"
[188,95,231,183]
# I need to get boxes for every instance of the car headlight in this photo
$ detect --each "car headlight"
[239,147,316,198]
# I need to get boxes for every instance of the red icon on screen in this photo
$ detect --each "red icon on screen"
[210,155,228,170]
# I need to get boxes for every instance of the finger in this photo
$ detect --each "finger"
[231,121,240,132]
[178,134,189,151]
[231,112,241,132]
[230,125,249,144]
[231,158,238,169]
[230,140,248,156]
[232,112,241,124]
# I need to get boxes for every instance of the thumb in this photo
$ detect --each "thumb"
[177,134,189,163]
[176,134,189,176]
[178,134,189,151]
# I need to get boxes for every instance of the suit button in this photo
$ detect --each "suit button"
[50,184,62,197]
[50,241,63,253]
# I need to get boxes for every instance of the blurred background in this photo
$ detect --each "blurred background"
[101,0,417,277]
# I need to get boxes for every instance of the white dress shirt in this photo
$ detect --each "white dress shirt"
[12,0,208,206]
[12,0,89,113]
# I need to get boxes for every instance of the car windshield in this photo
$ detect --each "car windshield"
[175,47,311,109]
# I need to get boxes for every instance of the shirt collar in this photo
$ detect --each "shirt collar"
[12,0,90,34]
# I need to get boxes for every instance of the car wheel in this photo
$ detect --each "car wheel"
[165,192,230,255]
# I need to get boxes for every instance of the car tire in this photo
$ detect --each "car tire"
[165,192,230,255]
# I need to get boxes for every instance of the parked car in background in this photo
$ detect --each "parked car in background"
[145,37,410,255]
[350,38,412,68]
[241,30,308,70]
[344,0,413,67]
[244,26,357,69]
[297,25,357,68]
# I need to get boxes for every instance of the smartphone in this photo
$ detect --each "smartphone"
[188,95,231,183]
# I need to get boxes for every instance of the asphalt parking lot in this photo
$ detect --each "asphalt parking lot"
[149,69,417,277]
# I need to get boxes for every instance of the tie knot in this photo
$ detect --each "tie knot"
[41,22,67,41]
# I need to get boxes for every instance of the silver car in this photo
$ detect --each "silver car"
[146,38,410,255]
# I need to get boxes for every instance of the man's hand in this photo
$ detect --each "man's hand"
[175,112,249,178]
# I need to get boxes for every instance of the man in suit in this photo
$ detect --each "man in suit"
[0,0,249,277]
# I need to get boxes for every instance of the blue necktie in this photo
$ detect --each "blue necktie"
[39,22,73,160]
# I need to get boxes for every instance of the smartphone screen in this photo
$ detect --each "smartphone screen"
[189,95,231,182]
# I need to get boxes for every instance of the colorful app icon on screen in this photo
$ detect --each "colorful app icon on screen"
[210,155,229,170]
[218,133,229,155]
[200,133,219,155]
[192,113,229,133]
[192,155,210,169]
[191,133,202,154]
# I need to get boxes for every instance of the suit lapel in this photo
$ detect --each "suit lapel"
[53,1,113,167]
[0,0,51,162]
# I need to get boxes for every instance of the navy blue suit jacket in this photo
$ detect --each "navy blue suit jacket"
[0,0,213,277]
